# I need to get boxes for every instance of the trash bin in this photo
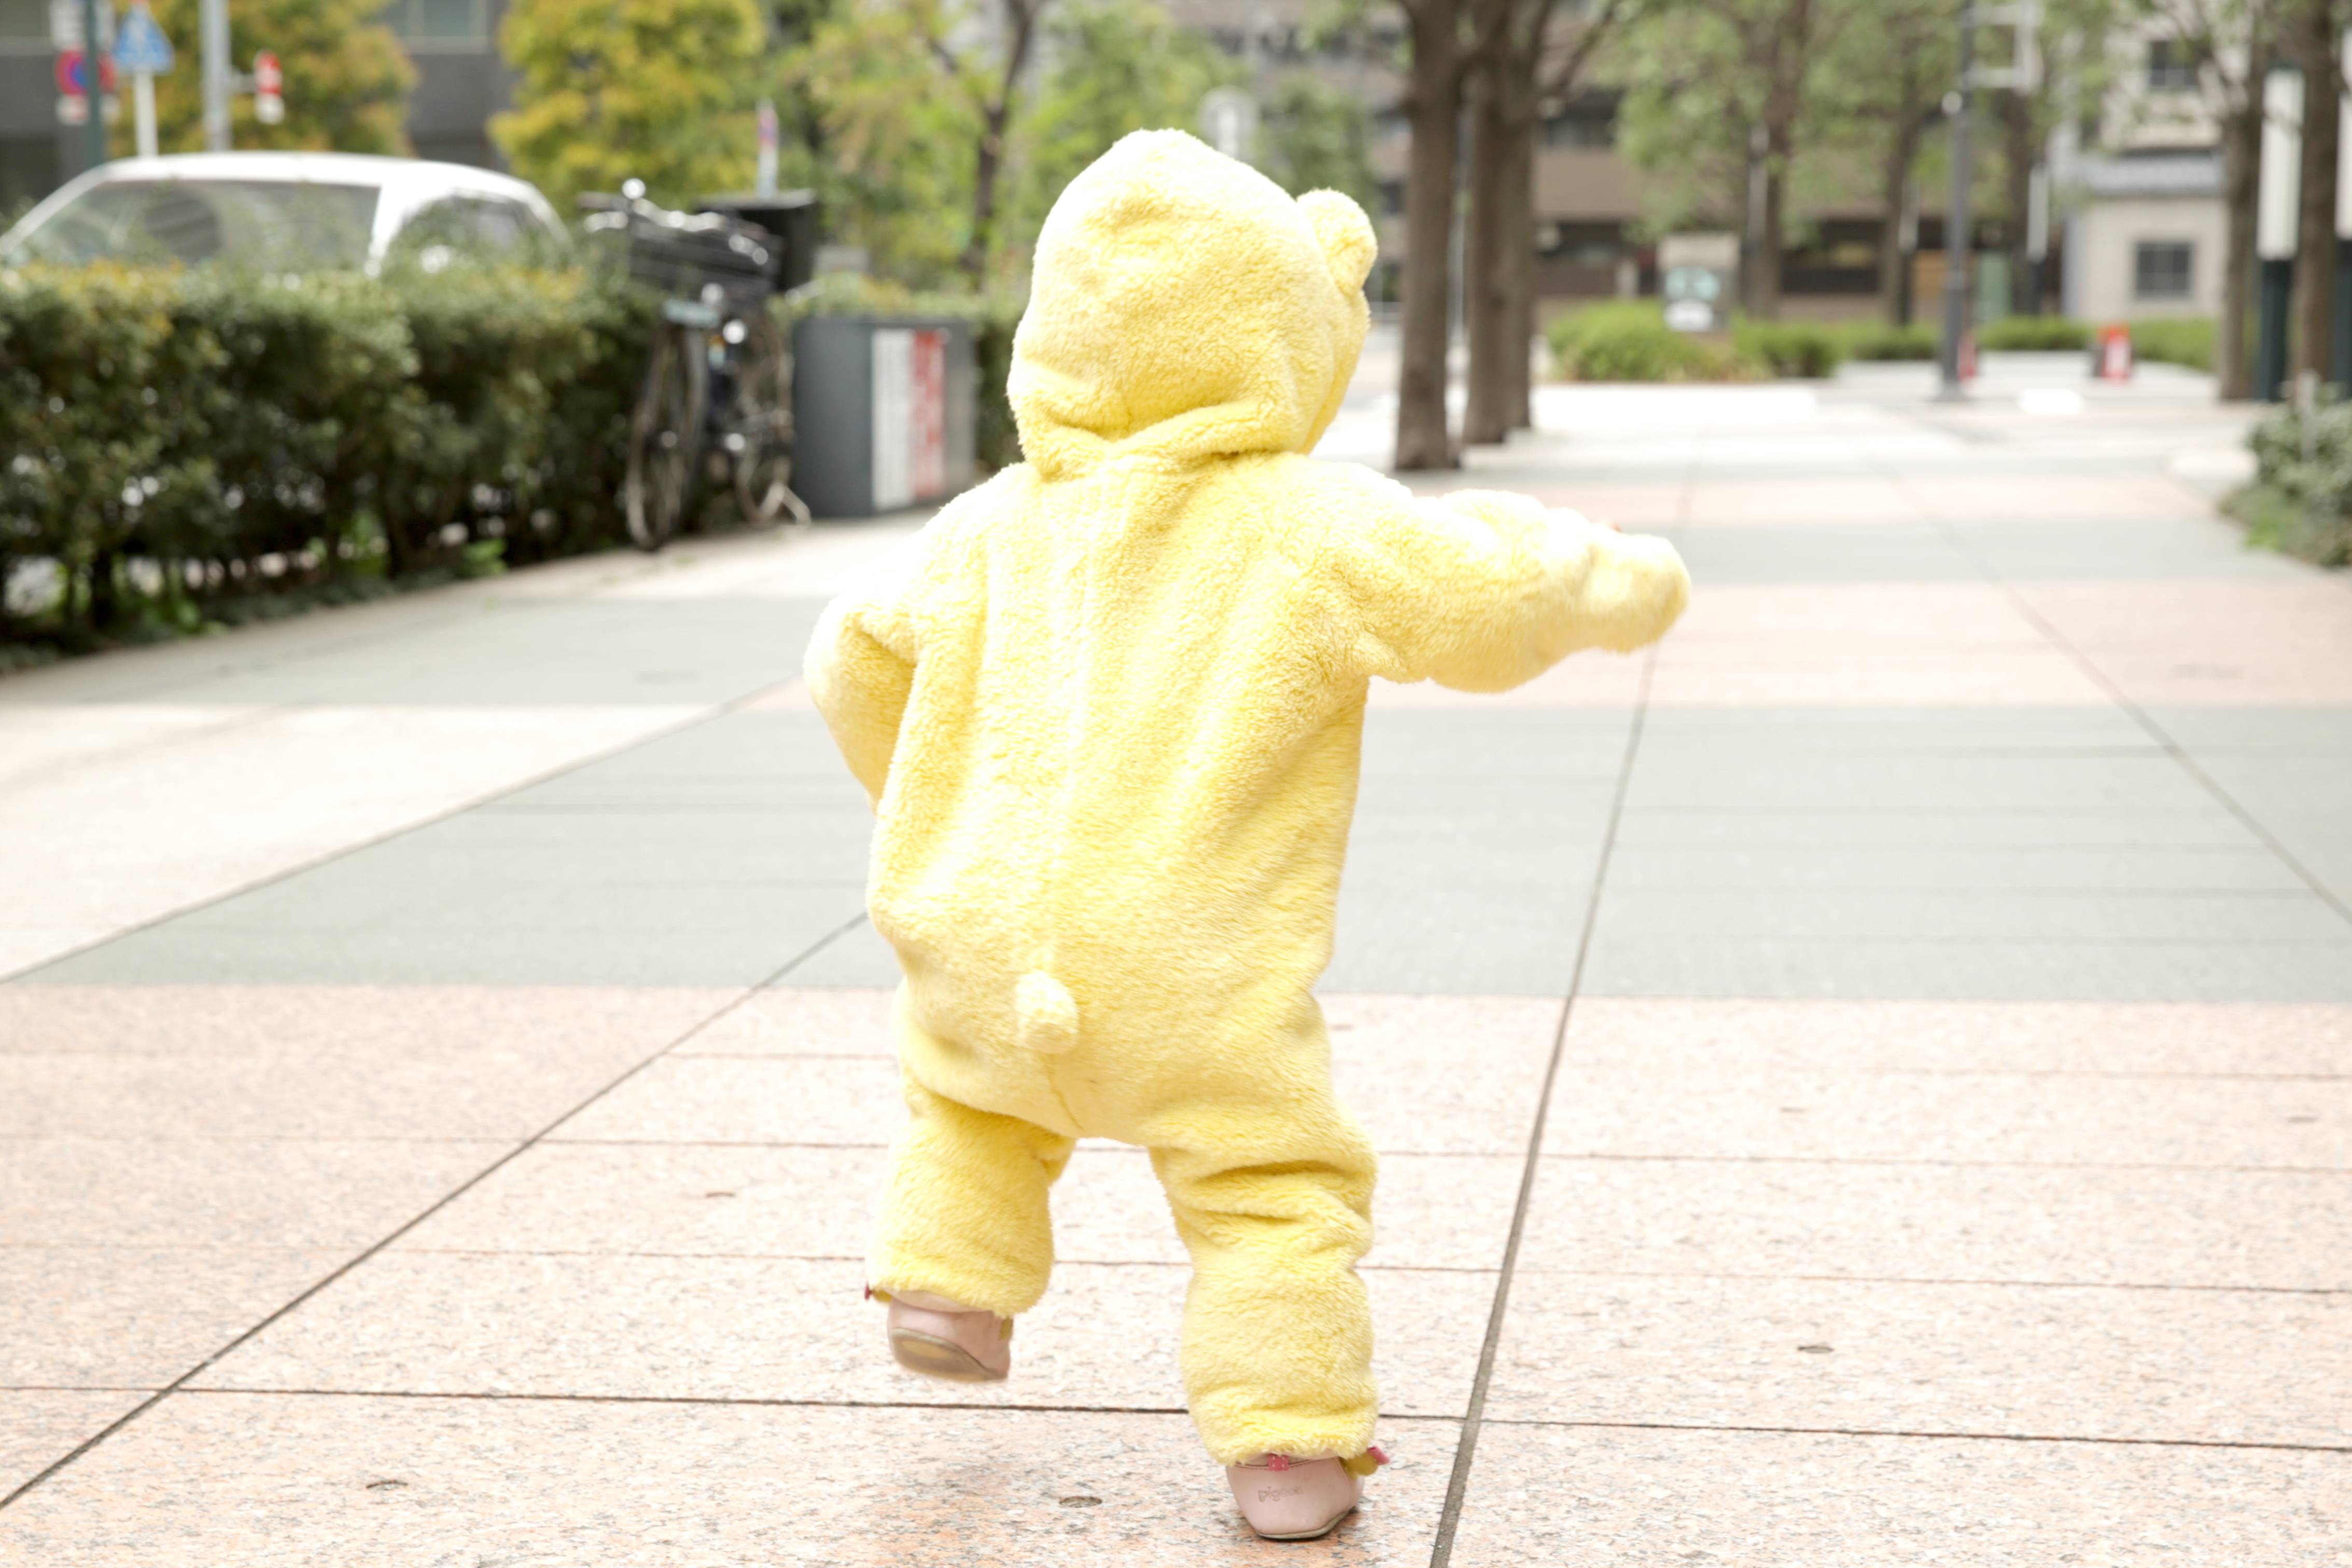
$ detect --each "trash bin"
[792,316,977,519]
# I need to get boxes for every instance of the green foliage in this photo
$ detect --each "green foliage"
[2128,316,2215,372]
[1547,302,1757,383]
[495,0,768,216]
[140,0,415,155]
[2235,397,2352,566]
[1976,315,2091,351]
[782,0,990,286]
[1733,318,1843,377]
[777,272,1026,471]
[1024,0,1236,225]
[1838,320,1938,360]
[1258,75,1378,212]
[0,261,652,654]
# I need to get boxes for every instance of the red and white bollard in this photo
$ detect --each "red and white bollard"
[2094,324,2133,382]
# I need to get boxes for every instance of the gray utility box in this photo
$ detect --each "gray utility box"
[792,316,977,519]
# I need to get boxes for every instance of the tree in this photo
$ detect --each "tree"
[2141,0,2271,398]
[1259,75,1380,209]
[1024,0,1236,222]
[1811,0,1950,324]
[494,0,768,216]
[2290,0,2340,381]
[134,0,414,156]
[1613,0,1841,319]
[1463,0,1630,446]
[786,0,1054,286]
[1393,0,1473,470]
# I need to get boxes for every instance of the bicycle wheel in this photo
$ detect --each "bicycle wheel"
[727,315,810,531]
[625,322,707,551]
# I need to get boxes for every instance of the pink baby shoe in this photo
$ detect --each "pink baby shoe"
[878,1288,1011,1383]
[1224,1448,1385,1541]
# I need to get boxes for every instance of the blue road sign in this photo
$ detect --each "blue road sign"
[110,6,172,74]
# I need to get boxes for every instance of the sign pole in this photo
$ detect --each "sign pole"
[1937,0,1976,401]
[77,0,104,169]
[200,0,227,150]
[132,69,154,156]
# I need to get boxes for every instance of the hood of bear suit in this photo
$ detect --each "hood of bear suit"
[1010,130,1376,478]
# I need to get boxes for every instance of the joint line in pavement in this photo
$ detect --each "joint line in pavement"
[1425,652,1658,1568]
[1886,467,2352,931]
[0,909,873,1513]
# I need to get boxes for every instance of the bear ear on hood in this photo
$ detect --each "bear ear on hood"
[1297,189,1376,297]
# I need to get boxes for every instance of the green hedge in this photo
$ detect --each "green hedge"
[1733,319,1843,378]
[1976,315,2093,351]
[1839,321,1938,361]
[2228,398,2352,566]
[1547,302,1757,383]
[2,260,1026,665]
[2127,317,2214,372]
[1,258,650,657]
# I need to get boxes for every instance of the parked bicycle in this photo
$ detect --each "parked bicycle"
[582,183,811,551]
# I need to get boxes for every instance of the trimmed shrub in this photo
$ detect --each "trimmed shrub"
[1839,321,1938,360]
[2230,397,2352,566]
[0,259,654,656]
[1547,302,1756,383]
[2128,316,2215,372]
[1977,315,2092,351]
[1733,318,1843,378]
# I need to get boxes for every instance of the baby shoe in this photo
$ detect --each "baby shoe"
[1224,1448,1384,1541]
[879,1288,1011,1383]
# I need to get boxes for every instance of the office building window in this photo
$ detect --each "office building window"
[2133,240,2193,300]
[2147,39,2199,91]
[381,0,487,43]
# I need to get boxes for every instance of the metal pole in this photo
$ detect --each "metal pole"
[78,0,105,170]
[1937,1,1976,399]
[200,0,228,151]
[133,71,155,158]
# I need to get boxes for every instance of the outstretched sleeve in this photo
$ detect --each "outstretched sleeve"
[804,531,933,808]
[1328,487,1689,692]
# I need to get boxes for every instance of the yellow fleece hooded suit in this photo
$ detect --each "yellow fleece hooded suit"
[807,131,1688,1467]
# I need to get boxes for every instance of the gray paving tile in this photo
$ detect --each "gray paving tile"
[1609,807,2265,850]
[1594,887,2349,942]
[1641,704,2161,751]
[1606,842,2311,893]
[1623,751,2227,815]
[774,917,903,987]
[1325,883,1589,995]
[1951,516,2309,580]
[2149,704,2352,754]
[1661,524,1981,583]
[1580,932,2352,1002]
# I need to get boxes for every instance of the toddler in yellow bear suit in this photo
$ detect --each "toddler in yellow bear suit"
[807,130,1688,1541]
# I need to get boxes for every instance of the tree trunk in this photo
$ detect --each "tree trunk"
[1463,14,1538,447]
[1878,118,1921,325]
[960,0,1041,287]
[2293,0,2340,382]
[1753,143,1786,319]
[2000,87,2035,313]
[2218,83,2262,400]
[1396,0,1462,471]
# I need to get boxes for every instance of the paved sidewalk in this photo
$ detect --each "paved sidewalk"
[3,351,2348,1565]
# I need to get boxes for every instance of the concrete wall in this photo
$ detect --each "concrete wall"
[2067,194,2227,322]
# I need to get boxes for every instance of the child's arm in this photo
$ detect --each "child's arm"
[1330,487,1688,692]
[805,534,931,808]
